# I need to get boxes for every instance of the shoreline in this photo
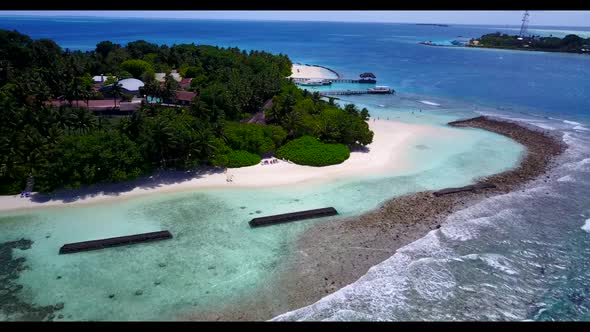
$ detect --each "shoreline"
[183,116,567,321]
[289,64,340,79]
[0,120,446,214]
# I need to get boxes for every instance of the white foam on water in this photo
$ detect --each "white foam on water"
[408,260,457,301]
[533,123,556,130]
[582,219,590,233]
[563,120,582,126]
[562,158,590,171]
[419,100,440,106]
[557,175,576,183]
[461,253,519,275]
[574,126,590,131]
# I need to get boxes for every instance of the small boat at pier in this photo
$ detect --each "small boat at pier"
[297,79,332,86]
[367,86,394,94]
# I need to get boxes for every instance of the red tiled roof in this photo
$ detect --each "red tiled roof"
[175,91,197,102]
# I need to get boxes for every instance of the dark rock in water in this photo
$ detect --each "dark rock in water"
[54,302,64,310]
[56,276,62,280]
[58,314,64,319]
[158,263,166,268]
[415,144,429,150]
[436,225,441,229]
[0,238,58,320]
[135,290,143,296]
[255,210,262,214]
[294,199,300,202]
[208,266,215,270]
[154,281,161,286]
[240,206,246,209]
[108,294,115,299]
[45,235,51,239]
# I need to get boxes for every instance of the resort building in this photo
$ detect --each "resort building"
[173,91,197,106]
[179,78,193,89]
[155,71,182,83]
[359,72,377,84]
[92,75,111,83]
[100,78,145,96]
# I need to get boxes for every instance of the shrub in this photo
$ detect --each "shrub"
[121,59,154,78]
[121,94,133,102]
[276,136,350,167]
[92,91,105,100]
[117,71,134,80]
[218,150,261,168]
[223,122,287,155]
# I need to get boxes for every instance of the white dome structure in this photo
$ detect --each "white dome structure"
[101,78,145,96]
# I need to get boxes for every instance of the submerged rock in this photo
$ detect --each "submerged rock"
[135,290,143,296]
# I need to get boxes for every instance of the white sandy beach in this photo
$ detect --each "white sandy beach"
[0,120,454,212]
[289,64,339,79]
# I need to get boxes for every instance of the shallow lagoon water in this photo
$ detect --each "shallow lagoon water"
[1,18,589,321]
[0,102,525,320]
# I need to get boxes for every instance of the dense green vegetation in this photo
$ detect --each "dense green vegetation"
[276,136,350,167]
[266,85,373,146]
[223,150,262,168]
[469,32,590,54]
[223,122,287,156]
[0,30,374,194]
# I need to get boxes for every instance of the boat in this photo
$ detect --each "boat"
[367,86,394,94]
[298,79,332,86]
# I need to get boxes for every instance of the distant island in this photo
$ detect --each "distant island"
[415,23,450,27]
[467,32,590,54]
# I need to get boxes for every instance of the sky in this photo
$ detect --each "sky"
[1,11,590,27]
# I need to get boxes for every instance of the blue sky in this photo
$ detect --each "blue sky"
[1,11,590,27]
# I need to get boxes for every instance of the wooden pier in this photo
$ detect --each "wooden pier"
[249,207,339,227]
[433,183,497,197]
[59,230,173,254]
[320,89,394,96]
[293,78,375,84]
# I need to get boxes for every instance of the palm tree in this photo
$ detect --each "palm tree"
[147,118,177,168]
[109,80,124,108]
[68,77,84,108]
[71,108,97,134]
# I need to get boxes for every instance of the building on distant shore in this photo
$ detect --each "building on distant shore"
[359,72,377,84]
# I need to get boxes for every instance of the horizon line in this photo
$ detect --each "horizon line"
[1,13,590,28]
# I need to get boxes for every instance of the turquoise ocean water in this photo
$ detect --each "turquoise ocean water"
[0,17,589,321]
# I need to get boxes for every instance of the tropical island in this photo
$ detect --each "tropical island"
[0,30,373,195]
[467,32,590,54]
[0,23,574,323]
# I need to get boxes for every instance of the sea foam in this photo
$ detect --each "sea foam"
[582,219,590,233]
[419,100,440,106]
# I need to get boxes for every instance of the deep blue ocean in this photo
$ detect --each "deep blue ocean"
[1,16,590,321]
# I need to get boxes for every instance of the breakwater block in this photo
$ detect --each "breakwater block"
[59,231,173,255]
[249,207,338,227]
[433,183,497,197]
